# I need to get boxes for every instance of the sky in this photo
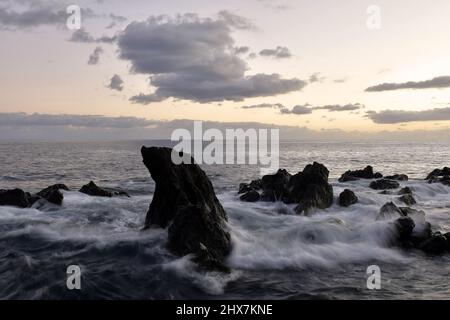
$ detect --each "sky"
[1,0,450,140]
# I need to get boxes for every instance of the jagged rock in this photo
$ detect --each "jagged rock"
[338,166,383,182]
[420,234,449,254]
[36,184,69,205]
[141,146,231,271]
[385,174,409,181]
[0,189,32,208]
[339,189,358,207]
[428,176,450,186]
[377,202,406,220]
[289,162,333,214]
[398,187,413,195]
[168,205,231,272]
[239,190,260,202]
[369,179,400,190]
[398,194,417,206]
[259,169,291,202]
[79,181,129,198]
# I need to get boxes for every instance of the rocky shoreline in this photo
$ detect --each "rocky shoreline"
[1,148,449,271]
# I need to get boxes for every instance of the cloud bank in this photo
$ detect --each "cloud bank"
[366,107,450,124]
[366,76,450,92]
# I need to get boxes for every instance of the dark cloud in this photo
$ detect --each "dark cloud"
[366,76,450,92]
[130,93,165,105]
[259,46,292,59]
[118,13,305,104]
[107,74,124,91]
[0,112,155,128]
[88,46,103,65]
[280,104,313,115]
[235,46,250,55]
[69,29,116,44]
[241,103,285,109]
[366,107,450,124]
[309,73,325,83]
[314,103,364,112]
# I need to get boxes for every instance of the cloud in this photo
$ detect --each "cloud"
[118,13,305,104]
[235,46,250,55]
[241,103,285,109]
[259,46,292,59]
[309,73,325,83]
[106,13,127,29]
[130,93,165,105]
[280,104,313,115]
[314,103,364,112]
[0,112,155,128]
[88,46,103,65]
[217,10,256,30]
[366,107,450,124]
[366,76,450,92]
[107,74,124,91]
[69,29,117,44]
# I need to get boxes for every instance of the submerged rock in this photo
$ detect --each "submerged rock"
[385,174,409,181]
[36,184,69,205]
[0,188,32,208]
[141,146,231,271]
[398,194,417,206]
[338,165,382,182]
[339,189,358,207]
[393,217,416,244]
[79,181,129,198]
[369,179,400,190]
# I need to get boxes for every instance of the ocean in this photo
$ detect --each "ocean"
[0,140,449,299]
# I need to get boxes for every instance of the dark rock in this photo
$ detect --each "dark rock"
[288,162,333,214]
[0,189,32,208]
[259,169,291,202]
[239,190,260,202]
[385,174,409,181]
[411,222,432,246]
[36,184,69,205]
[377,202,406,220]
[141,146,231,271]
[398,187,413,195]
[379,190,393,195]
[338,166,383,182]
[426,167,450,180]
[79,181,129,198]
[398,194,417,206]
[420,234,449,254]
[168,205,231,272]
[426,167,450,186]
[238,179,264,194]
[339,189,358,207]
[392,217,415,245]
[369,179,400,190]
[398,207,425,219]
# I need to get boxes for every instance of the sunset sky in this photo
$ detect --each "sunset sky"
[1,0,450,139]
